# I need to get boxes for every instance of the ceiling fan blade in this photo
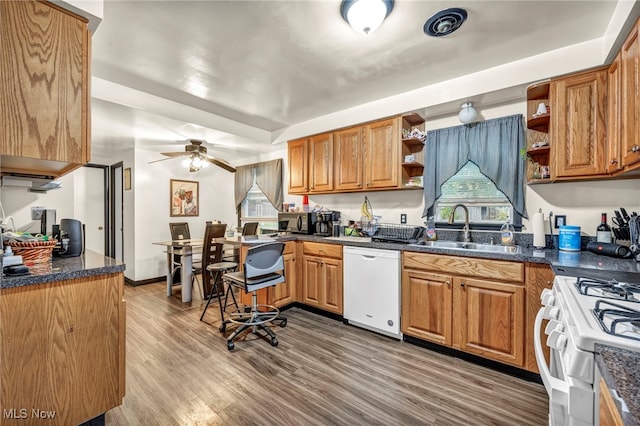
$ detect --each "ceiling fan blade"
[160,152,190,157]
[204,156,236,173]
[148,157,178,164]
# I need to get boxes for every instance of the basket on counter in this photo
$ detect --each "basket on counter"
[8,240,57,264]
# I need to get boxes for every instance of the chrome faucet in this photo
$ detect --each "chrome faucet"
[448,204,471,242]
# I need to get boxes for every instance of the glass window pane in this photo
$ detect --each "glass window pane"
[434,162,514,224]
[240,183,278,232]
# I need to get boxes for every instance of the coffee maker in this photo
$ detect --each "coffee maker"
[52,218,85,257]
[314,211,340,237]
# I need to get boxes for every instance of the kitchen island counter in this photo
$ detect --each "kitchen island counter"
[0,250,125,289]
[596,344,640,426]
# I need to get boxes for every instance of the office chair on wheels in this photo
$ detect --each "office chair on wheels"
[222,242,286,351]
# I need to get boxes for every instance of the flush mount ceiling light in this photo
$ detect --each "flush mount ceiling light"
[424,8,467,37]
[340,0,394,35]
[458,102,478,124]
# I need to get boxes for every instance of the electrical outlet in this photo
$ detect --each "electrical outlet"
[400,213,407,224]
[554,215,566,229]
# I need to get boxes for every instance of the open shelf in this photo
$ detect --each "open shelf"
[527,114,550,133]
[402,137,425,147]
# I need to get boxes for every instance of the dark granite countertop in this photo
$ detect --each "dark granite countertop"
[257,234,640,280]
[0,250,125,289]
[595,344,640,426]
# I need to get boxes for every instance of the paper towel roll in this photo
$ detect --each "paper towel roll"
[532,212,546,248]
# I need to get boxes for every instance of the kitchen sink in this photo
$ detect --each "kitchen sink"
[409,240,521,254]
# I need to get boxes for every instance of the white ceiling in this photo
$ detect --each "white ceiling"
[89,0,639,163]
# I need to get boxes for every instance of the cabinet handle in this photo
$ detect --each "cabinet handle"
[446,281,451,287]
[460,282,465,288]
[610,159,618,164]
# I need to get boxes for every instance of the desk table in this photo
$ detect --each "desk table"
[152,237,248,303]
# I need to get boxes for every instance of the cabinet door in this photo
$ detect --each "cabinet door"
[309,133,334,192]
[621,21,640,168]
[268,252,296,307]
[454,277,525,367]
[334,126,364,191]
[288,138,308,194]
[607,53,623,173]
[401,270,453,346]
[0,1,89,164]
[322,258,343,314]
[551,68,608,178]
[302,256,323,308]
[364,118,400,188]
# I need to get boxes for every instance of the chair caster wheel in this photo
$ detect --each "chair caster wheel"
[227,341,235,351]
[270,338,278,347]
[219,324,226,333]
[280,319,287,328]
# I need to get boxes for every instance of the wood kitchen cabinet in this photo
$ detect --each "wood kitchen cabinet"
[402,251,525,368]
[364,118,400,189]
[0,273,126,425]
[551,67,608,179]
[288,138,308,194]
[525,81,552,184]
[599,378,624,426]
[334,126,364,191]
[524,263,554,373]
[621,18,640,169]
[0,1,91,178]
[607,52,623,174]
[309,133,334,193]
[286,113,425,195]
[302,242,343,315]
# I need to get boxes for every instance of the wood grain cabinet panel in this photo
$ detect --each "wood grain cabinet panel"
[288,138,308,194]
[334,126,364,191]
[0,273,125,426]
[551,68,608,179]
[621,19,640,169]
[402,251,525,368]
[267,249,296,307]
[401,270,453,346]
[599,378,624,426]
[524,263,554,373]
[364,118,400,189]
[309,133,334,192]
[454,277,524,366]
[0,1,90,177]
[607,53,623,174]
[301,242,343,315]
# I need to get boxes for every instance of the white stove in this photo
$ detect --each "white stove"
[535,274,640,425]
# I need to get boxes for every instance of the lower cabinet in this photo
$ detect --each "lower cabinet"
[0,273,126,425]
[402,252,525,368]
[599,377,624,426]
[302,242,343,314]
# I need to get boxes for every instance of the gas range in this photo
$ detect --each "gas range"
[553,275,640,352]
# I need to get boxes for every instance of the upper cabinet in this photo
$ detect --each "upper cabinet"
[621,19,640,169]
[287,113,425,195]
[551,67,608,179]
[0,1,91,178]
[607,52,623,174]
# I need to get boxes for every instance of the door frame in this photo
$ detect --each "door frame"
[84,163,110,255]
[110,162,124,261]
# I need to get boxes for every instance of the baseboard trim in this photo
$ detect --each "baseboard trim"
[125,276,167,286]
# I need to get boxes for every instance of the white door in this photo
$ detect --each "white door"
[76,166,107,255]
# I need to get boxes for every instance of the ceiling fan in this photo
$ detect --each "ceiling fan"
[148,139,236,173]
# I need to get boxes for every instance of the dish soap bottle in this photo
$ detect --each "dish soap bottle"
[500,222,515,246]
[425,217,437,241]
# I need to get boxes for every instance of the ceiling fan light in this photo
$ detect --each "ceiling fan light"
[181,158,191,168]
[191,156,204,169]
[458,102,478,124]
[341,0,393,35]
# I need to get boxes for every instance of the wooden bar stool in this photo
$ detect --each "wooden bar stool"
[200,261,238,324]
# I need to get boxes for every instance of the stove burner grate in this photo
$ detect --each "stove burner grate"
[592,300,640,342]
[576,277,640,302]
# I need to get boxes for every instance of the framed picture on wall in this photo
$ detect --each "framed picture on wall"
[170,179,199,217]
[124,168,132,190]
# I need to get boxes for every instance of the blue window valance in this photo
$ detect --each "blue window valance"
[422,114,528,219]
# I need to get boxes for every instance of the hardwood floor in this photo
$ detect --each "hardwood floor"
[106,281,549,425]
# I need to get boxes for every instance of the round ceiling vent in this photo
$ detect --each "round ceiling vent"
[424,8,467,37]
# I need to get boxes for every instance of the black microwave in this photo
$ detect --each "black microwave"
[278,212,315,234]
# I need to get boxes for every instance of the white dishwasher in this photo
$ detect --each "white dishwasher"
[343,246,401,339]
